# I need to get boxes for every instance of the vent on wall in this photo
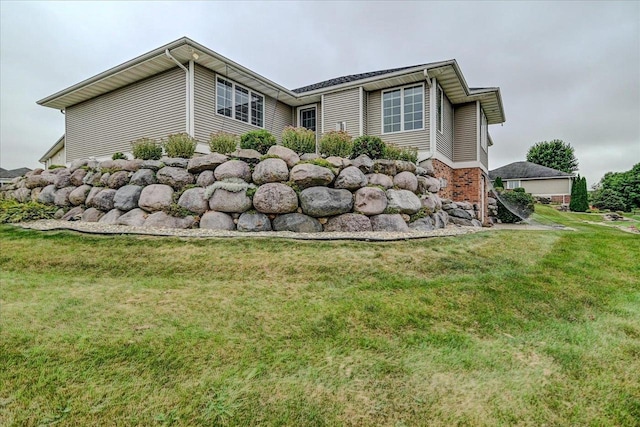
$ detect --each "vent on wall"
[335,121,347,132]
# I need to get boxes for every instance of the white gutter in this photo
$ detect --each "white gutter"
[165,49,193,136]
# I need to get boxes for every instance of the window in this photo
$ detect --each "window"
[480,110,488,151]
[437,85,443,133]
[382,85,423,133]
[216,76,264,127]
[506,180,521,190]
[300,107,316,131]
[335,121,346,132]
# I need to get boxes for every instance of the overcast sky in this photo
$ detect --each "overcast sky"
[1,1,638,186]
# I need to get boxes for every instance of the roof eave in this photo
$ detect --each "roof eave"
[39,135,65,163]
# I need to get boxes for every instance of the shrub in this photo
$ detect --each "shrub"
[351,135,386,159]
[383,144,418,163]
[591,188,627,212]
[0,200,58,223]
[208,131,238,154]
[569,176,589,212]
[164,133,197,159]
[496,189,535,223]
[493,177,504,190]
[240,130,276,154]
[300,159,338,175]
[131,138,163,160]
[47,164,65,170]
[281,126,316,155]
[319,131,353,158]
[112,152,127,160]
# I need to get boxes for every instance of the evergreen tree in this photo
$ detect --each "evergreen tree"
[570,176,589,212]
[569,175,579,211]
[493,176,504,189]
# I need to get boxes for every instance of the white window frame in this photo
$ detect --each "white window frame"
[506,180,521,190]
[381,83,425,134]
[215,75,265,128]
[297,105,317,132]
[437,85,444,134]
[480,110,488,151]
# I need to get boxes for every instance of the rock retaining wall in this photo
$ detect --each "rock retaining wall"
[1,146,484,232]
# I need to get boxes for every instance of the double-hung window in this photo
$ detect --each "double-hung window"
[436,85,444,133]
[382,84,423,133]
[480,110,488,151]
[216,76,264,127]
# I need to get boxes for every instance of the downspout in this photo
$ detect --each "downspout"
[165,49,193,136]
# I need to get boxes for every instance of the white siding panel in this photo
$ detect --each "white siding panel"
[453,102,477,162]
[65,67,186,162]
[322,88,360,137]
[436,94,454,160]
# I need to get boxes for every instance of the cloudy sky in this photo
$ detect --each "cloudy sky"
[1,1,638,186]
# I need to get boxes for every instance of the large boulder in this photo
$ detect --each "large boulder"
[138,184,174,212]
[68,185,92,206]
[351,155,374,173]
[84,187,102,207]
[325,156,351,170]
[161,157,188,168]
[290,164,335,189]
[156,166,194,189]
[69,159,88,173]
[354,187,388,216]
[214,160,252,182]
[373,159,396,176]
[54,187,76,207]
[386,189,421,214]
[83,171,102,186]
[449,216,482,227]
[81,207,104,223]
[267,145,300,168]
[114,185,143,212]
[54,169,72,189]
[199,211,235,230]
[91,189,117,211]
[420,193,442,212]
[366,173,394,189]
[99,209,124,224]
[130,169,157,186]
[299,187,353,217]
[252,158,289,184]
[237,212,272,232]
[143,211,195,229]
[37,185,57,205]
[252,183,298,214]
[272,213,322,233]
[61,206,84,221]
[432,211,449,229]
[116,208,148,227]
[208,189,252,213]
[409,217,434,231]
[419,175,441,193]
[141,160,164,171]
[370,214,410,232]
[448,208,473,220]
[122,159,143,172]
[229,149,262,164]
[187,153,228,173]
[177,188,208,214]
[334,166,367,190]
[196,170,215,187]
[107,171,131,189]
[69,169,87,187]
[12,188,31,203]
[395,160,416,173]
[324,213,372,232]
[393,171,418,192]
[25,174,49,189]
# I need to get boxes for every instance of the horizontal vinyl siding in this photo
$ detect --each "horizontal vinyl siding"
[480,143,488,168]
[65,67,185,162]
[521,178,572,195]
[47,147,65,168]
[436,93,454,160]
[322,88,360,137]
[194,65,293,143]
[453,102,477,162]
[362,91,368,135]
[367,85,430,151]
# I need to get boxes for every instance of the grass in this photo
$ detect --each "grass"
[1,206,639,426]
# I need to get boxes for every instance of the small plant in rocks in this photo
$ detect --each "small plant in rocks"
[281,126,316,155]
[48,164,65,170]
[352,135,387,159]
[209,131,238,154]
[319,131,353,158]
[164,133,197,159]
[132,138,163,160]
[240,130,276,154]
[112,152,128,161]
[384,144,418,163]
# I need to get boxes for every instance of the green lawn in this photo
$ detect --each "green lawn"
[1,207,639,426]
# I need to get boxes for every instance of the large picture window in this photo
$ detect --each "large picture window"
[216,77,264,127]
[382,84,423,133]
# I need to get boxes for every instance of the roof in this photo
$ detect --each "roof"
[39,135,65,163]
[0,167,32,180]
[37,37,505,124]
[489,161,574,180]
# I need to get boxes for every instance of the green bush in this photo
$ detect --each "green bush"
[569,176,589,212]
[112,152,127,160]
[591,188,627,212]
[493,177,504,190]
[351,135,386,159]
[383,144,418,163]
[0,200,58,223]
[240,130,276,154]
[47,164,65,170]
[208,131,238,154]
[131,138,163,160]
[281,126,316,155]
[319,131,353,158]
[496,188,535,223]
[164,133,197,159]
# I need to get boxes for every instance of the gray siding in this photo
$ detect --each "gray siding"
[480,139,488,168]
[362,90,368,135]
[453,102,477,162]
[194,65,293,143]
[366,84,430,151]
[436,93,454,160]
[65,67,185,162]
[322,88,360,137]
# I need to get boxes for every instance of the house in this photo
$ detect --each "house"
[489,161,574,203]
[37,37,505,223]
[39,135,66,169]
[0,167,32,188]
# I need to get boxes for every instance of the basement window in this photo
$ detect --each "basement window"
[216,76,264,127]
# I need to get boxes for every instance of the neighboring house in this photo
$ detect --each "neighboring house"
[37,37,505,223]
[0,167,32,188]
[489,161,574,203]
[39,135,66,168]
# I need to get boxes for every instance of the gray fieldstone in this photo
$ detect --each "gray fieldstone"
[409,217,434,231]
[68,185,92,206]
[423,175,441,193]
[138,184,174,212]
[214,160,252,182]
[38,185,57,205]
[237,212,272,232]
[393,171,418,192]
[12,188,31,203]
[395,160,417,173]
[25,174,49,189]
[84,187,102,208]
[141,160,164,171]
[354,187,388,216]
[272,213,323,233]
[415,167,429,177]
[187,153,228,173]
[69,159,88,173]
[83,171,102,186]
[30,187,42,202]
[386,189,421,214]
[324,213,372,232]
[200,211,236,230]
[54,208,65,219]
[420,193,442,212]
[99,173,111,187]
[290,164,335,189]
[208,188,252,213]
[366,173,394,189]
[229,149,262,164]
[178,187,208,214]
[299,187,353,217]
[122,159,143,172]
[114,185,143,212]
[130,169,157,186]
[432,211,449,229]
[300,153,321,161]
[161,157,188,168]
[91,189,117,212]
[54,187,76,207]
[334,166,367,190]
[61,206,84,221]
[99,209,124,224]
[418,160,436,176]
[325,156,351,170]
[252,158,289,184]
[69,169,87,186]
[267,145,300,168]
[351,155,374,173]
[196,170,215,187]
[107,170,131,189]
[370,214,410,232]
[373,159,396,176]
[143,211,195,229]
[252,183,298,214]
[116,208,148,227]
[54,169,71,189]
[156,166,195,189]
[448,208,473,220]
[81,207,104,222]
